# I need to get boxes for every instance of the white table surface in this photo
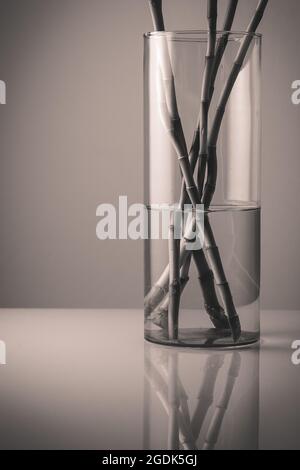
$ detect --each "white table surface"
[0,309,299,450]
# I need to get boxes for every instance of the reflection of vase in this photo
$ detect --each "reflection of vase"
[144,342,259,450]
[144,31,262,347]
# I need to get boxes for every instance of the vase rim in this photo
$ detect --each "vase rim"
[144,30,262,41]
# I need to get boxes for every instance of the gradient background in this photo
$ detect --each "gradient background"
[0,0,299,309]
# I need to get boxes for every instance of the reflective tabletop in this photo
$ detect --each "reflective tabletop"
[0,309,299,450]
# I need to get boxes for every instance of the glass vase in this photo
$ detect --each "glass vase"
[144,31,262,348]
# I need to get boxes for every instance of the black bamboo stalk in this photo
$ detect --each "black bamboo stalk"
[148,0,165,31]
[203,0,269,208]
[144,240,190,316]
[198,0,238,198]
[181,1,238,205]
[193,249,230,329]
[157,84,200,208]
[178,131,199,290]
[179,128,200,209]
[204,214,241,341]
[210,0,239,97]
[197,0,218,199]
[168,218,181,340]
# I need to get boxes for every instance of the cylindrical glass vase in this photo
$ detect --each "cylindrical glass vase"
[144,31,262,348]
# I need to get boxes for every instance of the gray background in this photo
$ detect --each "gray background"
[0,0,299,309]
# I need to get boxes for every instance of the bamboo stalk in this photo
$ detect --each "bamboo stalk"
[168,217,181,340]
[193,249,230,330]
[203,0,269,208]
[198,0,238,198]
[197,0,218,199]
[150,254,191,330]
[210,0,239,98]
[179,129,200,209]
[148,0,165,31]
[182,1,238,205]
[145,238,190,316]
[204,214,241,341]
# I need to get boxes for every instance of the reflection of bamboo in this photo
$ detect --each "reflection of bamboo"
[144,356,197,450]
[167,354,180,450]
[191,354,225,441]
[158,352,192,431]
[202,352,241,450]
[145,346,245,450]
[143,373,151,450]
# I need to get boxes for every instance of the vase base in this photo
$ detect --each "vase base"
[144,327,259,349]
